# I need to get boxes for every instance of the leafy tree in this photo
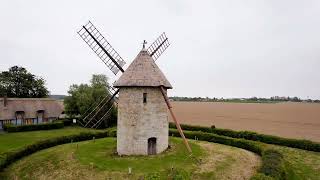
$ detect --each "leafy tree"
[64,74,117,128]
[0,66,49,98]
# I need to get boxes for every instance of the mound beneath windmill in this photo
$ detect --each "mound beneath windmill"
[0,138,260,180]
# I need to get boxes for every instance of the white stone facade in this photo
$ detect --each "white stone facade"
[117,87,169,155]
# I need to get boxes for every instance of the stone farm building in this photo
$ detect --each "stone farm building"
[0,98,64,130]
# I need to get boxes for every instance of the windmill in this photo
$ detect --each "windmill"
[77,21,191,155]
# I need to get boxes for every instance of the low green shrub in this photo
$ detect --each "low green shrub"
[3,121,64,132]
[0,129,115,171]
[169,122,320,152]
[59,118,74,126]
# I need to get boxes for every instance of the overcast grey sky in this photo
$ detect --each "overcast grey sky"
[1,0,320,99]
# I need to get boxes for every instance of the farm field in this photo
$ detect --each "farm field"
[171,102,320,142]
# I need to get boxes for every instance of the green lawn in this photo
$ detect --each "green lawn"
[75,138,203,173]
[0,126,104,152]
[0,127,319,179]
[0,137,260,180]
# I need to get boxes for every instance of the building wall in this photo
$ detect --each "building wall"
[117,87,169,155]
[0,117,57,130]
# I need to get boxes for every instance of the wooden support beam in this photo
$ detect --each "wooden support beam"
[159,86,192,153]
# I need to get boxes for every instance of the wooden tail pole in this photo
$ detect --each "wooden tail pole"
[160,86,192,153]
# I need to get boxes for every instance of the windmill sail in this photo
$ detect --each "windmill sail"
[91,103,116,129]
[147,32,170,61]
[84,89,119,128]
[78,21,126,75]
[81,85,118,123]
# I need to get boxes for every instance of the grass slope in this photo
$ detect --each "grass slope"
[271,145,320,180]
[0,138,260,180]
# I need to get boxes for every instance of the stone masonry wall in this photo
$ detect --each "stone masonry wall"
[117,87,169,155]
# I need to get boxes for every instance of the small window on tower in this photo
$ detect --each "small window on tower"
[143,93,147,103]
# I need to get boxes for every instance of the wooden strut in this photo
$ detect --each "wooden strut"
[159,86,192,153]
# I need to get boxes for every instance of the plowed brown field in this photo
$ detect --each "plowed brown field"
[170,102,320,142]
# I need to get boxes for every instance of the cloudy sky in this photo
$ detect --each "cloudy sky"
[1,0,320,99]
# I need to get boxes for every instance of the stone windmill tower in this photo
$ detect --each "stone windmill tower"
[77,21,191,155]
[114,46,172,155]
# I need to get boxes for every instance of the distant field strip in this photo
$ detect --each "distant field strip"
[171,102,320,142]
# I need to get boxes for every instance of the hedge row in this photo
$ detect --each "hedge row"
[169,129,286,180]
[0,128,117,171]
[58,118,74,126]
[3,121,64,132]
[169,122,320,152]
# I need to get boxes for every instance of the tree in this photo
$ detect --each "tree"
[0,66,49,98]
[64,74,117,128]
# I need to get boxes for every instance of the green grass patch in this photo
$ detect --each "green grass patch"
[75,138,202,173]
[0,126,319,180]
[0,137,260,180]
[270,145,320,180]
[0,126,104,152]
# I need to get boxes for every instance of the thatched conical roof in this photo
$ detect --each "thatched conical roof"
[113,49,172,89]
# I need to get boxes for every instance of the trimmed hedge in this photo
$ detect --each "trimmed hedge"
[169,122,320,152]
[169,129,286,180]
[59,118,74,126]
[3,121,64,132]
[169,129,263,155]
[0,128,116,171]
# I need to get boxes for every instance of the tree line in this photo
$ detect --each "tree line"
[170,96,320,103]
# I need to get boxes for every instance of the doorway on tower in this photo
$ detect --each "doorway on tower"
[148,137,157,155]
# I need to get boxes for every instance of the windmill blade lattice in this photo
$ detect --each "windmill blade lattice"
[82,87,119,128]
[91,103,116,129]
[78,21,126,75]
[147,32,170,61]
[81,85,118,122]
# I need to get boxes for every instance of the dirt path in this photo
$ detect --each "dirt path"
[195,141,261,180]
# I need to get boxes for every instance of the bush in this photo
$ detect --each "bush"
[169,122,320,152]
[4,121,64,132]
[59,118,74,126]
[0,129,115,171]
